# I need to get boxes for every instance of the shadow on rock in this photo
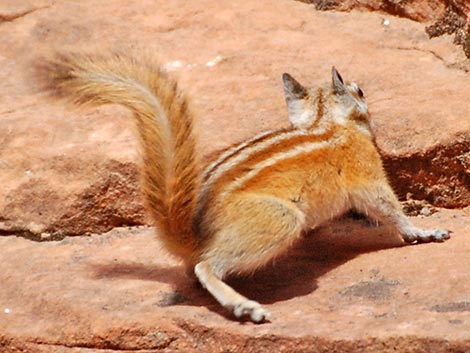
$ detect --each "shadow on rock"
[226,215,404,305]
[91,262,188,286]
[88,215,404,317]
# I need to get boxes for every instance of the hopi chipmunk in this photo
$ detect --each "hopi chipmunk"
[39,52,450,323]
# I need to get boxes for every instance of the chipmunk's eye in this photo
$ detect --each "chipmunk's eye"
[357,87,364,99]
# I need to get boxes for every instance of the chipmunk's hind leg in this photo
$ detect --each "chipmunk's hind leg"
[195,195,304,322]
[194,261,270,322]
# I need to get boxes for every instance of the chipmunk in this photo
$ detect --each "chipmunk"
[39,52,450,323]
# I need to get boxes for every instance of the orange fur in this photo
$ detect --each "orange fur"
[37,52,200,259]
[38,54,450,323]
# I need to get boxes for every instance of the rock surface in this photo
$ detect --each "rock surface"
[299,0,448,21]
[1,0,470,351]
[302,0,470,59]
[1,210,469,352]
[1,0,470,238]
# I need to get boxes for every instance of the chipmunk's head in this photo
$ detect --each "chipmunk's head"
[282,68,373,136]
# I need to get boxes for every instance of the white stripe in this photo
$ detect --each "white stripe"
[201,130,326,187]
[195,128,327,223]
[201,128,321,195]
[201,129,275,180]
[220,135,344,199]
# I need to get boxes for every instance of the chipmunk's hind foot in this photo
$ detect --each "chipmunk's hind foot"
[233,300,271,323]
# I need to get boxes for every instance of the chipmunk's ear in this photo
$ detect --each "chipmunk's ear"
[282,73,313,129]
[282,73,308,101]
[332,67,346,95]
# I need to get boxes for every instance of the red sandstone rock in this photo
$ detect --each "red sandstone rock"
[300,0,447,22]
[302,0,470,59]
[1,0,470,349]
[1,0,470,238]
[0,210,469,352]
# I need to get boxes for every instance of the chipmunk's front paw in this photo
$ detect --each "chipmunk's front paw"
[233,300,271,323]
[402,227,451,244]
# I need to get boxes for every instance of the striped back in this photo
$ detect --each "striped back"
[194,68,372,232]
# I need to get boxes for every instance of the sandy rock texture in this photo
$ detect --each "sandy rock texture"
[0,210,470,353]
[1,0,470,238]
[0,0,470,351]
[300,0,462,22]
[301,0,470,58]
[1,210,469,352]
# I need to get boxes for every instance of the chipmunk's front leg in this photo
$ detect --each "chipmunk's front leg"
[351,182,450,244]
[388,211,450,244]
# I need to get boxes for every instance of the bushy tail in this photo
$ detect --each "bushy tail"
[38,52,200,259]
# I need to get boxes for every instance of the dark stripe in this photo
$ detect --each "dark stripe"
[202,128,289,182]
[315,88,324,125]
